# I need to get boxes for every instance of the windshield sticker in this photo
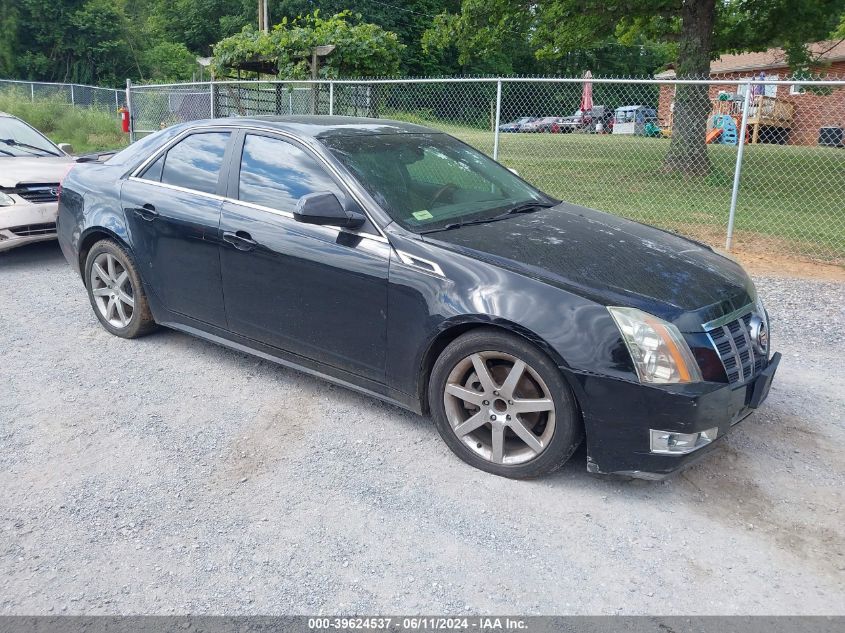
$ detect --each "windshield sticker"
[412,210,433,221]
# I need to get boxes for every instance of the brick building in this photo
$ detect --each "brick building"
[655,40,845,146]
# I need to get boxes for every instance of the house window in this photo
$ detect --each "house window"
[790,83,806,95]
[764,75,779,97]
[737,74,779,98]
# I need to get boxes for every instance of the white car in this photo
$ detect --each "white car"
[0,111,75,252]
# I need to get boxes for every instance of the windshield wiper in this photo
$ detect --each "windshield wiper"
[498,201,556,216]
[419,201,555,235]
[0,138,61,157]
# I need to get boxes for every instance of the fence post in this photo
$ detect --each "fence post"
[70,84,75,106]
[329,81,334,116]
[209,81,216,118]
[31,83,34,102]
[115,89,119,110]
[125,78,135,144]
[493,79,502,160]
[726,80,753,251]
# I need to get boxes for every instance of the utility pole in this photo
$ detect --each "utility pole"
[257,0,269,33]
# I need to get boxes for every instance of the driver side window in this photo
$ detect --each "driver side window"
[238,134,344,213]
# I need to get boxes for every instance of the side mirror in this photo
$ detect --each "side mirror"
[58,142,74,155]
[294,192,365,229]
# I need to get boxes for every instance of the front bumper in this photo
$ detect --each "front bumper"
[574,352,781,479]
[0,201,58,252]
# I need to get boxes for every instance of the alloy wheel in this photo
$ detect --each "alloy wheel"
[90,252,135,329]
[443,351,556,465]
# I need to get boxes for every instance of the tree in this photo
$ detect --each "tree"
[211,11,404,79]
[145,0,253,57]
[424,0,845,175]
[141,42,201,82]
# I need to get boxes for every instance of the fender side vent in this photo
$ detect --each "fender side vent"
[395,250,444,277]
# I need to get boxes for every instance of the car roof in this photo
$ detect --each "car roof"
[179,115,440,139]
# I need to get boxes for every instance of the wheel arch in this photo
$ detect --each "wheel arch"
[417,317,584,421]
[78,227,132,286]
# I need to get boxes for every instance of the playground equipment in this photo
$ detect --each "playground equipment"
[707,113,740,145]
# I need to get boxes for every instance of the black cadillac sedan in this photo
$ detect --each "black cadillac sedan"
[56,116,779,479]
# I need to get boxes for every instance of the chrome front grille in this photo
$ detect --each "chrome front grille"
[14,183,60,204]
[706,310,765,385]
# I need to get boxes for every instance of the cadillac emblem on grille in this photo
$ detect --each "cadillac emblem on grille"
[749,315,768,355]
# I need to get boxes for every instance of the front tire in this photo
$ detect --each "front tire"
[84,239,157,339]
[429,328,582,479]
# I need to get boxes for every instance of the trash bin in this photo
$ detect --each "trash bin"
[818,126,843,147]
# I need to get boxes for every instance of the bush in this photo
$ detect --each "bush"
[0,90,128,153]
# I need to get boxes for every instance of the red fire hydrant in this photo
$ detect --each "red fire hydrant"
[118,106,130,133]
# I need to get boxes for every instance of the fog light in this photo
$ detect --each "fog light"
[650,427,718,454]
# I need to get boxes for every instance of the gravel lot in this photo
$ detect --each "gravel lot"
[1,241,844,615]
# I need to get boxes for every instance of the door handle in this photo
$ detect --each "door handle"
[132,203,159,222]
[223,230,258,251]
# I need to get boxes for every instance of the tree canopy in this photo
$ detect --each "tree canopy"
[0,0,842,86]
[423,0,845,78]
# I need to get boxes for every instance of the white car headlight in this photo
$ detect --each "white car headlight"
[608,306,703,384]
[0,191,15,207]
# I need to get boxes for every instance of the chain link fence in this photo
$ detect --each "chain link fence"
[127,76,845,264]
[0,79,122,110]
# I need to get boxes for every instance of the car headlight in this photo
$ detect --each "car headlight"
[608,306,703,384]
[0,191,15,207]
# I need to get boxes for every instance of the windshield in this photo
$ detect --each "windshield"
[0,117,61,157]
[321,133,552,232]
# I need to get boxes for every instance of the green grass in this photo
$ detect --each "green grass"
[393,114,845,263]
[0,91,128,154]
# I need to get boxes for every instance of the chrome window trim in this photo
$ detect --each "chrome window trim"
[127,123,388,242]
[127,177,227,202]
[701,303,754,331]
[126,176,389,245]
[221,197,389,245]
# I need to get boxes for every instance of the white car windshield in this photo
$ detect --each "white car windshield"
[0,117,61,157]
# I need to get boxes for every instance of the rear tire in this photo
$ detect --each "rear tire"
[429,328,582,479]
[84,239,157,339]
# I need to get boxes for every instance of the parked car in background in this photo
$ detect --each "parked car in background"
[552,106,613,133]
[0,112,76,252]
[498,117,537,133]
[58,116,780,480]
[519,117,561,133]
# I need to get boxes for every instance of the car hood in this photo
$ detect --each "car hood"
[422,202,755,330]
[0,156,74,187]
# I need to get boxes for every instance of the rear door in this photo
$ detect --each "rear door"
[218,131,389,382]
[122,130,234,328]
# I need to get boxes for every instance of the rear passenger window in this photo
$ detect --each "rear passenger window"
[238,134,343,212]
[160,132,230,195]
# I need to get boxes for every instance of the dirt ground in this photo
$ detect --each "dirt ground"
[1,241,843,615]
[731,249,845,281]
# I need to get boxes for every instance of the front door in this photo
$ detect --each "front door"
[219,132,389,382]
[122,130,232,328]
